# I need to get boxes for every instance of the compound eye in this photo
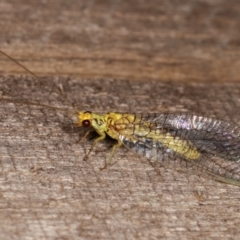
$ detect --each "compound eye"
[82,119,91,128]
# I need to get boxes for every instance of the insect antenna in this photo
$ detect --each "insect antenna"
[0,49,79,114]
[0,97,77,115]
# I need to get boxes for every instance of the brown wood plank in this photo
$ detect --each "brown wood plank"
[0,1,240,240]
[0,0,240,82]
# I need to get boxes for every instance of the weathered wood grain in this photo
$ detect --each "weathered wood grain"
[0,0,240,82]
[0,1,240,239]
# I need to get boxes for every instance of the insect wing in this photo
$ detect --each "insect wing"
[118,114,240,185]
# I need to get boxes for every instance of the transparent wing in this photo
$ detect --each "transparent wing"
[117,114,240,185]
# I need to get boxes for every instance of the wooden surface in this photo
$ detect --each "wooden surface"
[0,1,240,239]
[0,0,240,82]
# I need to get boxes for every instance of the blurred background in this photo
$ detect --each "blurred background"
[0,0,239,82]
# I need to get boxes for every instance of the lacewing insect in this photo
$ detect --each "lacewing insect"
[0,49,240,186]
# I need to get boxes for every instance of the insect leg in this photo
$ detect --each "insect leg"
[83,132,106,161]
[100,140,122,170]
[76,129,92,143]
